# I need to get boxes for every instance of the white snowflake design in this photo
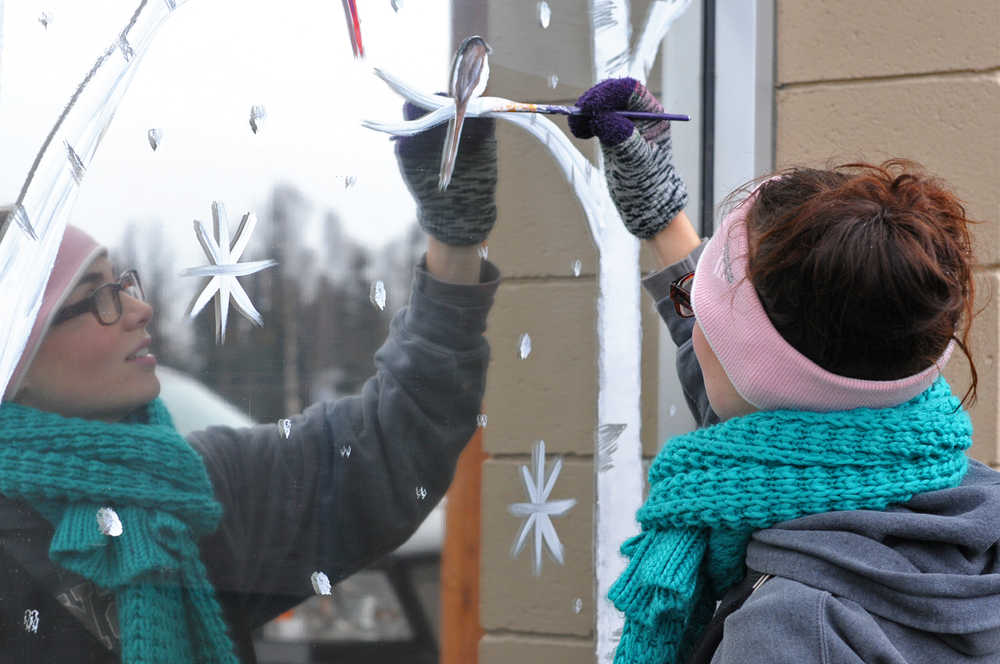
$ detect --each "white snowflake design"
[508,440,577,576]
[182,202,277,344]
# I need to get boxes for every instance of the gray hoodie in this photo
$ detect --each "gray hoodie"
[643,245,1000,663]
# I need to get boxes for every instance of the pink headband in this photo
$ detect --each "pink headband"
[5,225,105,400]
[691,190,953,412]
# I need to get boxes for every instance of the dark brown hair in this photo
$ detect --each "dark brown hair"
[741,159,979,406]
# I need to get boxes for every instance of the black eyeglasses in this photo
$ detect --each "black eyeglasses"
[51,270,146,326]
[669,271,695,318]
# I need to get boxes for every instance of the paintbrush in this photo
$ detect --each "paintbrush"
[491,101,689,122]
[341,0,363,58]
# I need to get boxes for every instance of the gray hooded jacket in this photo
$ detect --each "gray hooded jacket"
[643,243,1000,663]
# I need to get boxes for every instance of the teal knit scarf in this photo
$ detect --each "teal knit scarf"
[0,398,239,663]
[610,377,973,664]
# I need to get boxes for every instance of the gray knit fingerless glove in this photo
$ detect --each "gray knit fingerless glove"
[395,102,498,246]
[603,129,688,239]
[570,79,688,239]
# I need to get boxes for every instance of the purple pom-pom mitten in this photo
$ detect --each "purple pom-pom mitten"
[568,78,639,146]
[569,78,688,239]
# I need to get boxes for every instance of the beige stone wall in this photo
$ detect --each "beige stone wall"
[775,0,1000,467]
[474,2,1000,661]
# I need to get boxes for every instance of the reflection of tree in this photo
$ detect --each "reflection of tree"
[115,183,421,424]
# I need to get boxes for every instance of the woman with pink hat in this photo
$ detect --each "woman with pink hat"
[571,78,1000,664]
[0,115,500,662]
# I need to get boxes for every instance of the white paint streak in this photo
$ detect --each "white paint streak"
[629,0,694,80]
[518,332,532,360]
[249,104,266,134]
[369,279,387,310]
[537,1,551,29]
[147,127,162,151]
[597,423,627,472]
[96,507,123,537]
[310,571,332,595]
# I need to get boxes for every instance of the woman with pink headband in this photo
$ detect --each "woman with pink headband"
[571,78,1000,664]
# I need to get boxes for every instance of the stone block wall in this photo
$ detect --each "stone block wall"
[775,0,1000,466]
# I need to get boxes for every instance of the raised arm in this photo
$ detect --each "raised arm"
[188,109,501,626]
[188,258,498,624]
[641,232,718,427]
[569,79,717,427]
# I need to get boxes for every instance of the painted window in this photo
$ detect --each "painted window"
[0,1,772,661]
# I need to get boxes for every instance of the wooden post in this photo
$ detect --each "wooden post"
[440,428,487,664]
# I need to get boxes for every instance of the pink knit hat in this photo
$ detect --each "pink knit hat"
[691,189,953,412]
[5,225,106,400]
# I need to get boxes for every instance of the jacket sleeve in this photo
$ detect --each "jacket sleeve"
[711,578,903,664]
[187,256,500,627]
[640,242,719,428]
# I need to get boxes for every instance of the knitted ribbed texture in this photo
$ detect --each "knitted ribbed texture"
[0,399,239,663]
[396,102,498,246]
[571,79,687,239]
[603,129,688,239]
[609,377,973,664]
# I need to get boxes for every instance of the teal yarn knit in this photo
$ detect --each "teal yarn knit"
[0,399,239,663]
[609,377,973,664]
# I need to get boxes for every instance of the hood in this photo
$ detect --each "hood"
[746,458,1000,658]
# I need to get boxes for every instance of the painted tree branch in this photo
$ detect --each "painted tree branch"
[365,5,692,662]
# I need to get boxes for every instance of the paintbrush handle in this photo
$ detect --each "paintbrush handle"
[495,103,689,122]
[564,105,690,122]
[613,110,690,122]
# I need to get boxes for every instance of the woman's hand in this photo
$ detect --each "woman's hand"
[395,101,497,283]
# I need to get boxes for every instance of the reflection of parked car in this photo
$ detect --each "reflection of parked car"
[157,366,442,663]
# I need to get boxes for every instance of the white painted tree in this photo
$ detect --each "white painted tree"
[363,2,692,660]
[587,4,693,660]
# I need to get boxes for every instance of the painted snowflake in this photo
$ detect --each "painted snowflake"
[182,202,276,344]
[508,440,577,576]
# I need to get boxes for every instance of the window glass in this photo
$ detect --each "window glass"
[0,1,771,661]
